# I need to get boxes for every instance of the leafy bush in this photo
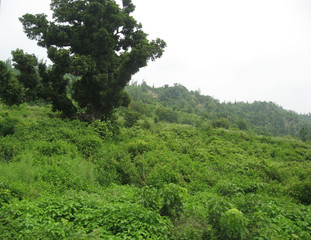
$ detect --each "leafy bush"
[139,184,186,220]
[236,118,248,130]
[138,186,163,211]
[171,216,211,240]
[219,208,248,240]
[141,119,152,129]
[90,119,119,140]
[0,61,25,106]
[0,181,20,207]
[290,179,311,205]
[207,197,233,231]
[159,183,186,219]
[212,117,230,129]
[0,117,18,137]
[0,138,18,162]
[155,106,178,123]
[215,181,244,197]
[123,109,141,127]
[73,135,103,158]
[0,194,172,239]
[127,140,151,156]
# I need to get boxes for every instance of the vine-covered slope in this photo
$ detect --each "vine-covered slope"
[0,103,310,239]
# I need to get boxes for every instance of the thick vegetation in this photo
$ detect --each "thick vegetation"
[0,102,310,239]
[0,0,310,238]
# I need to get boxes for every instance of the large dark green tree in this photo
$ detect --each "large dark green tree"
[19,0,166,120]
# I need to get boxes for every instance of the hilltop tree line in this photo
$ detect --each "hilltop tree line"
[123,82,311,141]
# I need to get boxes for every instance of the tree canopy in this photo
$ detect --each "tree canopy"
[19,0,166,120]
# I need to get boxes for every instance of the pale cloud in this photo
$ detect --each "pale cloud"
[132,0,311,114]
[0,0,50,61]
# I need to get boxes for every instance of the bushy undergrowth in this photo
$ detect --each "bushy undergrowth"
[0,103,310,239]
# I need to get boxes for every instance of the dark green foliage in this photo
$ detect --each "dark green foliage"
[156,106,178,123]
[43,47,78,117]
[290,178,311,205]
[299,126,311,142]
[127,140,150,156]
[1,49,50,106]
[159,183,185,219]
[19,0,166,119]
[11,49,41,101]
[123,109,140,127]
[236,118,248,130]
[0,140,17,162]
[207,197,233,232]
[0,61,25,106]
[138,184,186,220]
[212,117,230,129]
[0,116,18,137]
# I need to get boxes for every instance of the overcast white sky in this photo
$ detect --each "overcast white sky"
[0,0,310,114]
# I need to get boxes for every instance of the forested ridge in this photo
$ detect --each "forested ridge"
[125,82,311,140]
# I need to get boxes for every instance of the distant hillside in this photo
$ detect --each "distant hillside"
[125,82,311,140]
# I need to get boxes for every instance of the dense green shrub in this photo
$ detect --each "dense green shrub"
[0,193,172,239]
[159,183,186,219]
[207,197,232,224]
[0,181,20,207]
[123,109,141,127]
[90,119,119,140]
[0,117,18,137]
[290,178,311,205]
[171,216,211,240]
[212,117,230,129]
[73,135,103,158]
[0,138,18,162]
[155,106,178,123]
[138,184,186,220]
[219,208,248,240]
[0,61,25,106]
[11,49,41,102]
[127,140,151,156]
[236,118,248,130]
[215,181,244,197]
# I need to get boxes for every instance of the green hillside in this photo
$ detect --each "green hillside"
[125,82,311,140]
[0,103,310,239]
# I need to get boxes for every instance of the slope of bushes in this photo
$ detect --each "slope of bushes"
[0,103,310,239]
